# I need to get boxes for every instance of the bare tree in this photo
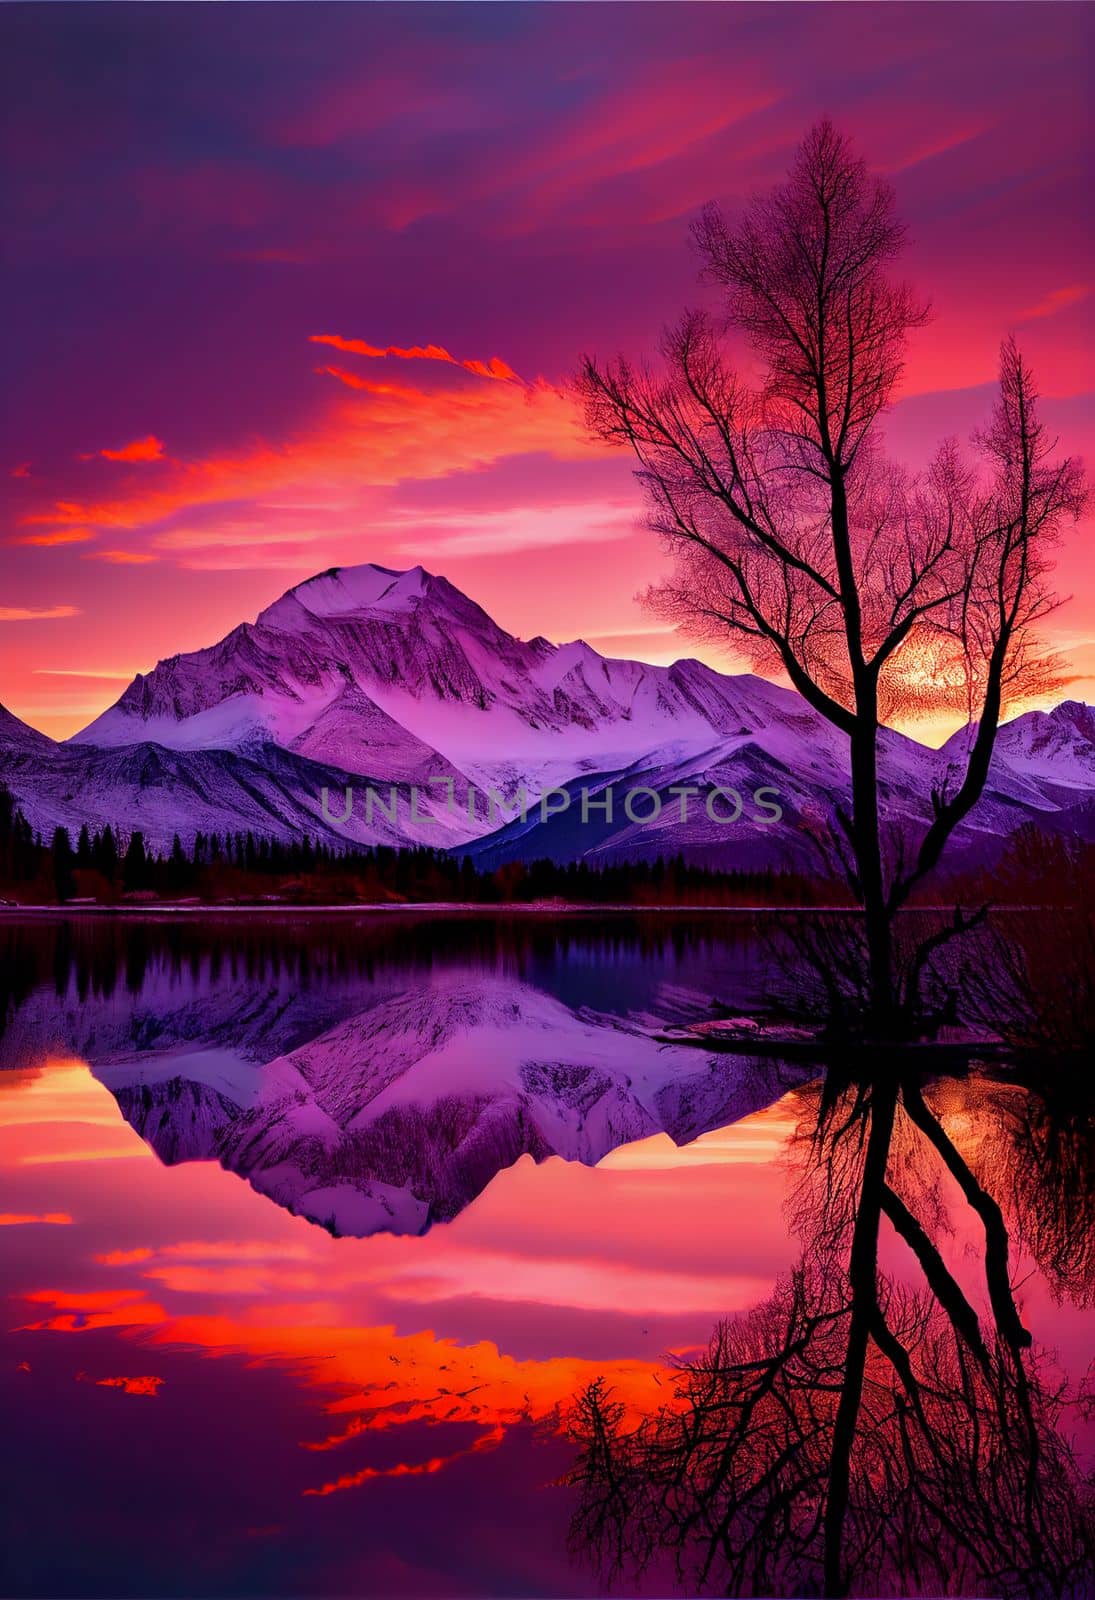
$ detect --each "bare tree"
[577,121,1085,1032]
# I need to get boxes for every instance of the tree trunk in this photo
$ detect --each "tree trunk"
[823,1074,899,1595]
[849,719,892,1030]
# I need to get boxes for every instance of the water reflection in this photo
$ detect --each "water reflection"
[109,975,806,1235]
[0,913,1092,1597]
[1,913,802,1237]
[568,1068,1095,1597]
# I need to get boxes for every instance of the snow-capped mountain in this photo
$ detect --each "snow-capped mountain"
[0,736,443,853]
[71,562,842,802]
[1,560,1093,867]
[940,701,1095,797]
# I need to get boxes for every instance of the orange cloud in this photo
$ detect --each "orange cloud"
[0,605,80,622]
[18,1287,167,1331]
[17,528,94,547]
[82,549,158,565]
[462,356,520,381]
[11,461,31,478]
[0,1212,73,1226]
[33,668,138,680]
[316,365,414,396]
[21,1279,668,1494]
[18,370,602,571]
[309,333,521,381]
[97,435,167,463]
[304,1425,506,1497]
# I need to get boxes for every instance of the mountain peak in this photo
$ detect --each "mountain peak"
[257,561,499,638]
[0,700,55,752]
[281,562,432,618]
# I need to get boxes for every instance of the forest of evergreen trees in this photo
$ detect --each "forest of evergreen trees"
[0,783,844,907]
[2,783,1087,910]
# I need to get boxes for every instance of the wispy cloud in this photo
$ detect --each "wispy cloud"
[0,605,80,622]
[310,334,520,382]
[1018,284,1089,322]
[16,528,95,547]
[384,501,637,558]
[33,667,137,681]
[0,1212,73,1226]
[18,371,603,572]
[82,549,158,564]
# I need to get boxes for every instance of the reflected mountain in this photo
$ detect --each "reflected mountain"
[0,913,809,1238]
[96,977,804,1235]
[2,912,1093,1596]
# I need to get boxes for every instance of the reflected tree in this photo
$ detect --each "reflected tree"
[961,900,1095,1308]
[567,1071,1094,1597]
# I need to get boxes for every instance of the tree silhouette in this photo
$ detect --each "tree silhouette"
[567,1073,1094,1597]
[961,897,1095,1307]
[122,828,148,892]
[577,121,1086,1032]
[51,824,76,902]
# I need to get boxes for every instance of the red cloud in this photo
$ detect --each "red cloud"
[98,435,166,463]
[309,333,521,381]
[0,1212,73,1225]
[1019,283,1089,322]
[20,368,601,570]
[17,528,94,547]
[313,364,416,396]
[311,335,451,360]
[462,356,520,381]
[93,1375,164,1397]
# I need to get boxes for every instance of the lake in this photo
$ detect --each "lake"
[1,913,1091,1598]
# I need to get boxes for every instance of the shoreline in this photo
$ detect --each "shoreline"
[0,901,1054,918]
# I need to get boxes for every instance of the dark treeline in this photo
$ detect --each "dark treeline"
[0,785,842,907]
[2,783,1090,909]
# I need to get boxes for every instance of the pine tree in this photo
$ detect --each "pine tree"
[51,825,76,902]
[123,831,148,892]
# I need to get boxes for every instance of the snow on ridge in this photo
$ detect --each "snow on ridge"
[6,558,1092,861]
[272,562,431,622]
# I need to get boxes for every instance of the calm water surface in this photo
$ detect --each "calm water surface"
[0,914,1091,1598]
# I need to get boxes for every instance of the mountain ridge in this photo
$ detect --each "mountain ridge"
[2,561,1094,870]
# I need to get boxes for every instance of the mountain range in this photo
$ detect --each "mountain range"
[2,561,1094,874]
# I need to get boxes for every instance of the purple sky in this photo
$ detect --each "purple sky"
[2,2,1092,739]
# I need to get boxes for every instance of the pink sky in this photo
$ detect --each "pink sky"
[1,3,1092,741]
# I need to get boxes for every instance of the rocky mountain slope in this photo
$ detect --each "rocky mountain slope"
[1,561,1093,869]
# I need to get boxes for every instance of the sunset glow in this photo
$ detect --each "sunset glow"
[2,4,1091,739]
